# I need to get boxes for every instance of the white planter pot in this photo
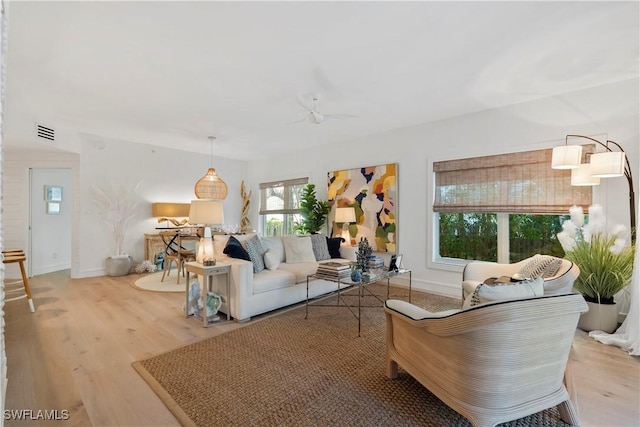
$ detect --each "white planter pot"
[578,301,619,333]
[105,255,133,277]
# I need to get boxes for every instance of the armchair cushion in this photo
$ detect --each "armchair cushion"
[463,277,544,309]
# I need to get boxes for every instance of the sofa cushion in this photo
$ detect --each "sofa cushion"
[253,269,296,294]
[327,237,345,258]
[517,254,563,279]
[277,262,319,284]
[261,236,285,263]
[310,234,331,261]
[282,235,316,264]
[263,250,281,271]
[214,234,256,256]
[244,235,266,273]
[223,235,251,261]
[463,277,544,309]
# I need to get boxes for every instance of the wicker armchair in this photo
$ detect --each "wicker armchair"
[384,294,588,427]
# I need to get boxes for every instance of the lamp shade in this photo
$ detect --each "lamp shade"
[571,164,601,186]
[551,145,582,169]
[590,151,626,178]
[188,200,225,225]
[335,207,356,223]
[194,168,228,200]
[151,203,191,218]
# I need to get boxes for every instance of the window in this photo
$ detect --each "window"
[434,147,593,263]
[259,177,308,236]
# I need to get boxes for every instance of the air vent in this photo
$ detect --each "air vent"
[35,123,55,142]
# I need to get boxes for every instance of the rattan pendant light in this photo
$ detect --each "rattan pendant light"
[194,136,228,200]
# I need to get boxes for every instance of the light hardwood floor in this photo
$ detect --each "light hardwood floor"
[3,270,639,426]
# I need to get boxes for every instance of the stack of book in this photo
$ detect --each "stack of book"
[317,262,351,279]
[367,256,384,270]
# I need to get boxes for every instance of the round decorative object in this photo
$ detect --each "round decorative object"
[206,292,222,318]
[194,168,228,200]
[105,255,133,277]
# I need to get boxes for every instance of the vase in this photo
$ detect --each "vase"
[105,255,133,277]
[350,266,362,282]
[206,292,222,318]
[578,301,619,333]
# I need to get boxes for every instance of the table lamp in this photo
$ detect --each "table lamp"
[189,200,224,265]
[335,207,356,245]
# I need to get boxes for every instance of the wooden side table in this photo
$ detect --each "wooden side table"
[184,261,232,327]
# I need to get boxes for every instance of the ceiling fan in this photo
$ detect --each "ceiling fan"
[293,94,358,125]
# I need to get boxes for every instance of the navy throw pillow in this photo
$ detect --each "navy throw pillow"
[326,237,345,259]
[223,235,251,261]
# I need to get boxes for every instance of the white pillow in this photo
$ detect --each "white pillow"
[263,249,281,271]
[282,235,316,264]
[261,236,285,263]
[463,277,544,309]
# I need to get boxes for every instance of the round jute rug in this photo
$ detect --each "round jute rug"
[132,271,188,293]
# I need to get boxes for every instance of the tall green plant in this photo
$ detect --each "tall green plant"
[565,234,634,304]
[293,184,329,234]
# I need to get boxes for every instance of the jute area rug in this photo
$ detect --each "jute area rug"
[133,285,568,427]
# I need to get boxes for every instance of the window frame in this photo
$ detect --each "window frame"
[258,177,308,236]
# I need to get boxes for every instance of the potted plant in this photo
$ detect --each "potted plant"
[293,184,329,234]
[91,183,140,276]
[557,204,635,333]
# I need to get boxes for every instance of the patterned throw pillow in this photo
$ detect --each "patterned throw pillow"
[244,235,266,273]
[310,234,331,261]
[517,254,563,279]
[223,236,251,261]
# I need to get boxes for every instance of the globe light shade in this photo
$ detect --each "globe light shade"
[571,163,601,186]
[590,151,626,178]
[194,168,228,200]
[551,145,582,169]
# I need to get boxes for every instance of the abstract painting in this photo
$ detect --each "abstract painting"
[327,163,397,252]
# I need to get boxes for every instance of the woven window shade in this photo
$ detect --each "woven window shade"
[259,177,308,215]
[433,146,594,214]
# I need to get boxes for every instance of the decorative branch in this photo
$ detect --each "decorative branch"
[240,180,252,233]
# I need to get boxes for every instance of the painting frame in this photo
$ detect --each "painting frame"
[327,163,397,252]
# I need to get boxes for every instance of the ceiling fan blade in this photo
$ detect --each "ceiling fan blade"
[324,113,359,120]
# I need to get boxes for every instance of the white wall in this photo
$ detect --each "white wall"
[247,79,639,297]
[77,134,247,278]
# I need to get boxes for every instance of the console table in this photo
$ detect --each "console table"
[305,268,411,336]
[184,262,232,327]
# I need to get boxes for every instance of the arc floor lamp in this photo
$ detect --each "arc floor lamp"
[551,134,635,243]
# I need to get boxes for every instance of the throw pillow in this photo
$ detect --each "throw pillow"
[310,234,331,261]
[463,277,544,309]
[282,235,316,263]
[326,237,345,259]
[263,249,281,271]
[244,235,266,273]
[518,254,564,279]
[223,235,251,261]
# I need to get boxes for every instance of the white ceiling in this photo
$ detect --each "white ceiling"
[4,1,639,160]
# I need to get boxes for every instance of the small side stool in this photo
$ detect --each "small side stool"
[2,249,35,312]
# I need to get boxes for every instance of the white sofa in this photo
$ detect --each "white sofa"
[212,234,355,322]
